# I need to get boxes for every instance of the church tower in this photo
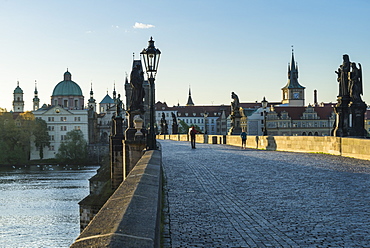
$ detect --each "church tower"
[33,81,40,111]
[186,87,195,106]
[88,83,96,112]
[281,49,305,106]
[13,81,24,113]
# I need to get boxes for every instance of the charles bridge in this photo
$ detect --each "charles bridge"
[71,134,370,247]
[70,48,370,247]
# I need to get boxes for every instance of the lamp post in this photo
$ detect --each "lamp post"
[141,37,161,150]
[261,97,268,136]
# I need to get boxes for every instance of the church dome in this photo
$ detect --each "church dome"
[14,82,23,94]
[52,70,83,96]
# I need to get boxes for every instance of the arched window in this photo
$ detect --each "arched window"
[302,132,307,136]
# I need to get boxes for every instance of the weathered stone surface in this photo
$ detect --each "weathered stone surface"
[160,140,370,247]
[71,150,162,248]
[158,134,370,161]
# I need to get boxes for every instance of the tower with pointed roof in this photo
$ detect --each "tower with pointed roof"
[13,81,24,112]
[281,49,305,106]
[186,87,195,106]
[88,83,96,112]
[33,81,40,111]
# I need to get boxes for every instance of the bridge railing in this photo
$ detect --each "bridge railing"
[70,150,162,248]
[157,134,370,161]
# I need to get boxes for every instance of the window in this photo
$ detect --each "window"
[49,135,54,141]
[60,117,66,121]
[63,100,68,108]
[48,117,54,122]
[61,135,67,141]
[74,126,80,130]
[74,117,81,121]
[60,126,67,131]
[48,126,55,131]
[49,146,54,151]
[166,113,169,117]
[74,100,78,108]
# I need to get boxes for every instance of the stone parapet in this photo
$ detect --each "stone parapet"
[157,134,370,161]
[71,150,162,248]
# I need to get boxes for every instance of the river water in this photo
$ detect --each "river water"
[0,164,99,248]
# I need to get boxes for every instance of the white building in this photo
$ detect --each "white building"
[30,70,89,160]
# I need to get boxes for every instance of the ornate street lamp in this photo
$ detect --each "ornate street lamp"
[141,37,161,150]
[261,97,268,136]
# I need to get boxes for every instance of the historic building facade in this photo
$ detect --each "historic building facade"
[30,70,89,159]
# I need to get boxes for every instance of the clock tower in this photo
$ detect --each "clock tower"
[281,49,305,106]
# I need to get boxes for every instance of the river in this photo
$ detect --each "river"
[0,164,99,248]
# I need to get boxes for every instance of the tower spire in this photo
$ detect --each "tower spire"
[186,86,195,106]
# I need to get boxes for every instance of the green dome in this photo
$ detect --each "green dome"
[52,71,83,96]
[14,86,23,94]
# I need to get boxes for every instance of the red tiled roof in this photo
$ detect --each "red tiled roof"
[272,104,334,120]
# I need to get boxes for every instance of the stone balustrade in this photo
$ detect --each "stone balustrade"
[157,134,370,161]
[70,150,162,248]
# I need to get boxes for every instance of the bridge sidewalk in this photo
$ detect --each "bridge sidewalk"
[160,140,370,247]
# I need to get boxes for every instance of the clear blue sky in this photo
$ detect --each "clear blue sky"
[1,0,370,111]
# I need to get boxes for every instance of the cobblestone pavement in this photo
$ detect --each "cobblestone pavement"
[160,140,370,248]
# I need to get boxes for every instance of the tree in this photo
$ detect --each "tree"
[33,118,50,160]
[56,129,88,164]
[178,120,202,134]
[0,111,30,164]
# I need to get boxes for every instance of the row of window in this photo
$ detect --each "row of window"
[47,117,81,122]
[181,118,216,124]
[48,126,81,131]
[267,121,329,128]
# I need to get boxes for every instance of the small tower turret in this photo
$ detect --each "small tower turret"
[13,81,24,113]
[33,81,40,111]
[88,83,96,111]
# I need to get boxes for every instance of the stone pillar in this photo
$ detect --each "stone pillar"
[349,101,367,137]
[110,116,124,190]
[124,110,146,178]
[333,97,350,137]
[228,114,242,135]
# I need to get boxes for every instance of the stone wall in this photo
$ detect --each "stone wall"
[71,150,162,248]
[157,134,370,161]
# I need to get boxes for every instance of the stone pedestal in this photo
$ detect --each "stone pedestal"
[228,114,242,135]
[123,139,146,178]
[110,117,124,190]
[333,97,350,137]
[349,101,367,137]
[124,109,146,177]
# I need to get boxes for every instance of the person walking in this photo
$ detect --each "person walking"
[240,130,247,149]
[189,126,198,149]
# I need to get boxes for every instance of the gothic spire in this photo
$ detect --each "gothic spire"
[282,48,305,89]
[186,86,195,106]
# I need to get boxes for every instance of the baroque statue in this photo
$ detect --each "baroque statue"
[115,94,123,118]
[231,92,240,116]
[129,64,145,112]
[333,54,366,137]
[349,62,363,103]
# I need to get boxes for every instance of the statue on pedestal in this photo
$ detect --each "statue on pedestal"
[228,92,242,135]
[333,54,367,137]
[171,112,178,134]
[160,112,168,134]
